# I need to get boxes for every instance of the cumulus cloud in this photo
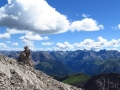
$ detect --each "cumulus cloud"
[97,36,107,43]
[0,0,103,35]
[19,32,49,41]
[0,0,70,34]
[7,28,49,49]
[109,39,119,47]
[11,42,18,46]
[70,18,104,32]
[74,37,120,51]
[21,39,34,49]
[7,28,29,34]
[112,24,120,30]
[42,42,54,46]
[55,41,74,50]
[19,32,49,49]
[0,43,7,49]
[118,24,120,29]
[2,37,120,51]
[54,37,120,51]
[0,33,10,39]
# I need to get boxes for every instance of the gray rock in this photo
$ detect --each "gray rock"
[18,46,34,67]
[0,54,82,90]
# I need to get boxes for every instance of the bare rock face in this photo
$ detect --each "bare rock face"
[18,46,34,67]
[0,54,82,90]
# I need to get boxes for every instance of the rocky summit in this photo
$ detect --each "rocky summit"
[0,54,81,90]
[79,72,120,90]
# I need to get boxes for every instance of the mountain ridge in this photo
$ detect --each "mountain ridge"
[78,72,120,90]
[1,49,120,76]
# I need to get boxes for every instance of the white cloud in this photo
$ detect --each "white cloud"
[7,28,29,34]
[83,39,94,45]
[0,0,103,35]
[19,32,49,49]
[82,14,90,18]
[46,48,53,51]
[10,48,23,51]
[109,39,119,47]
[0,0,70,34]
[74,39,100,50]
[1,36,120,51]
[11,42,18,46]
[97,36,107,42]
[112,24,120,30]
[53,37,120,51]
[0,33,10,39]
[19,32,49,41]
[70,18,104,32]
[21,39,34,49]
[118,24,120,29]
[42,42,54,46]
[55,41,74,50]
[106,48,118,51]
[97,36,107,46]
[0,43,7,49]
[43,36,49,40]
[74,37,117,51]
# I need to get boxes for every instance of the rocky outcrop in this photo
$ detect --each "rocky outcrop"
[79,72,120,90]
[0,54,81,90]
[18,46,34,67]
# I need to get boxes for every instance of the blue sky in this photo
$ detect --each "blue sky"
[0,0,120,51]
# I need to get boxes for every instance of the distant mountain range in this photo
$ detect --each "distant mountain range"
[31,51,72,76]
[1,49,120,76]
[66,50,120,75]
